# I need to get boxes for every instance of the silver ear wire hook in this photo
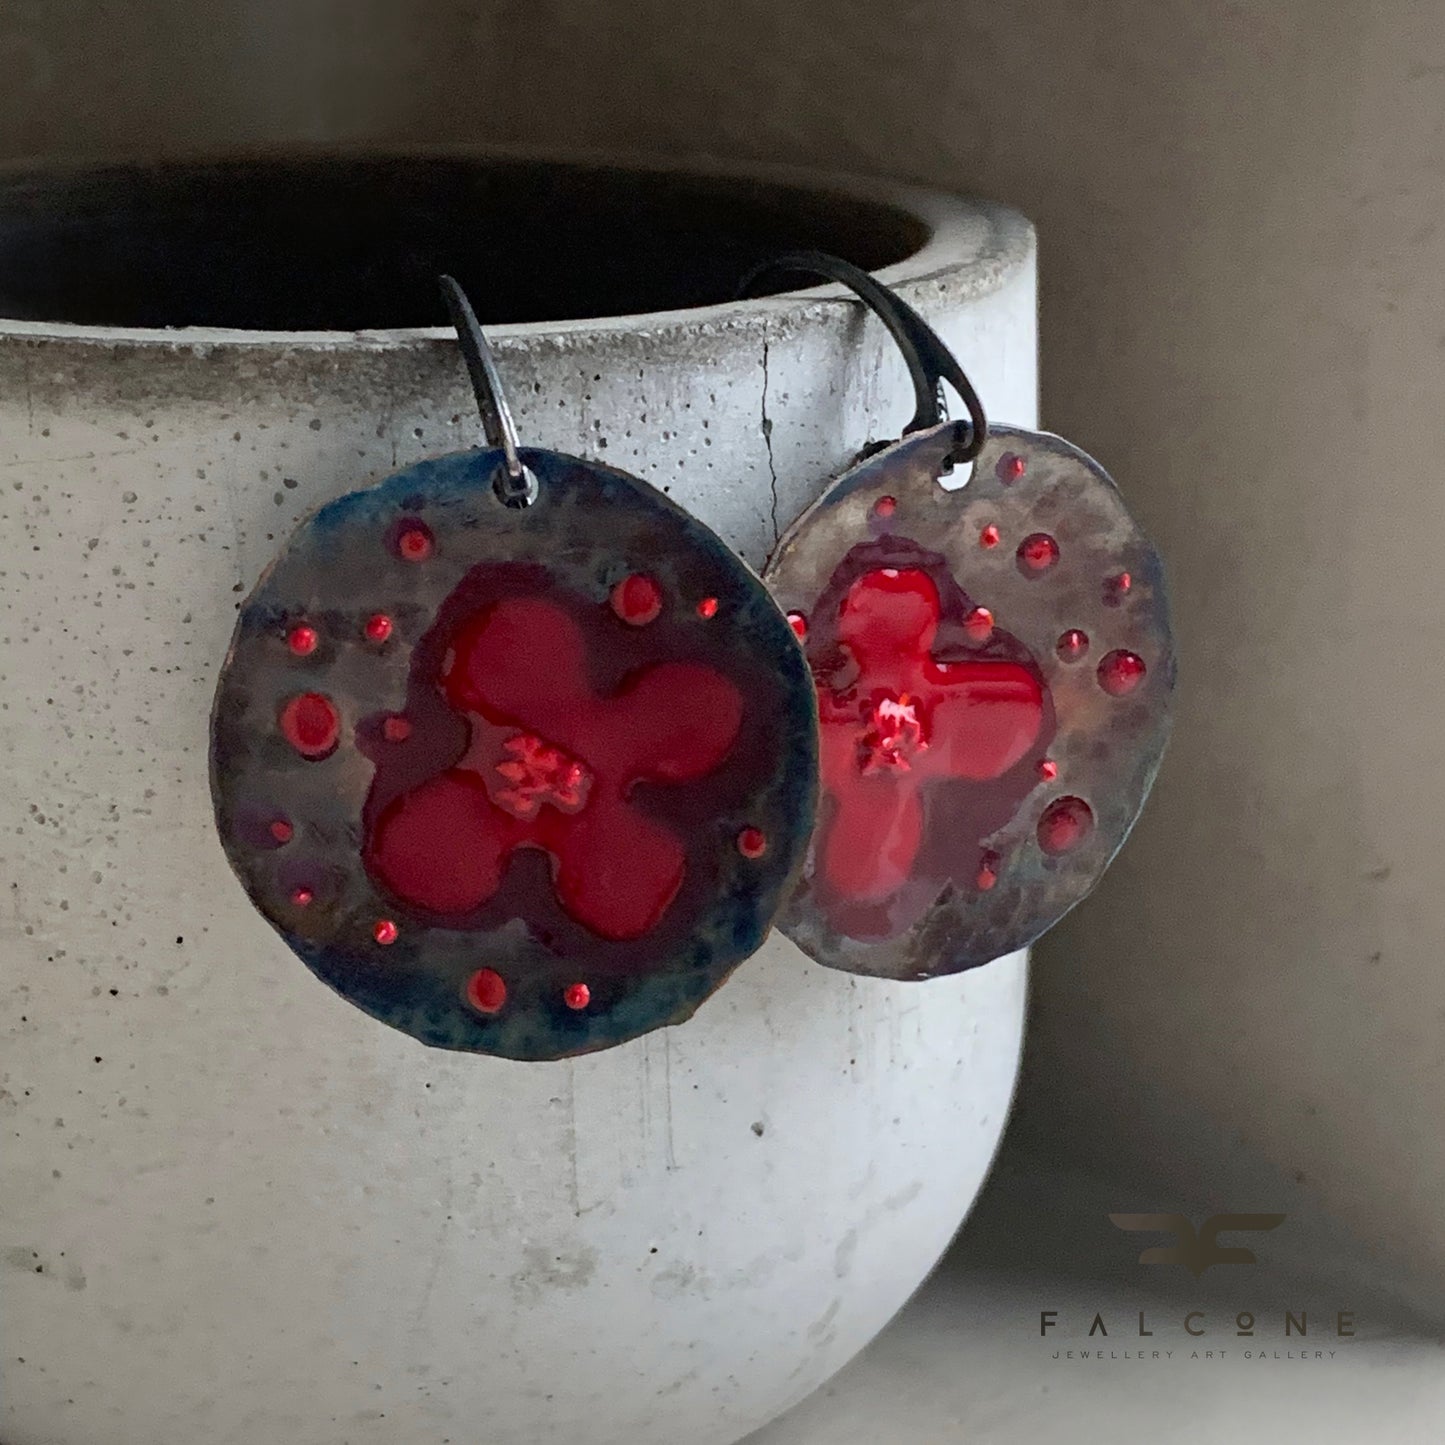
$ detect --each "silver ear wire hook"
[439,275,540,508]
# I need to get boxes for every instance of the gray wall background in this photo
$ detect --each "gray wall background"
[6,0,1443,1313]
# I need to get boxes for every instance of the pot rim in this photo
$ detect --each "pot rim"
[0,143,1034,350]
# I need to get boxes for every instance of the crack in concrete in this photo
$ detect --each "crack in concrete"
[760,335,780,546]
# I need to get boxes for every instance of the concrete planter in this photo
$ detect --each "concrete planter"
[0,151,1036,1445]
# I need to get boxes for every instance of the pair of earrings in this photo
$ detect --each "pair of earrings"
[211,260,1173,1060]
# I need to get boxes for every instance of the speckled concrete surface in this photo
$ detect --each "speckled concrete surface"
[1,175,1037,1444]
[9,0,1445,1360]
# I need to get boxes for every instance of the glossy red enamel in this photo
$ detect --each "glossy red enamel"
[395,521,434,562]
[610,573,663,625]
[493,734,591,819]
[381,714,412,743]
[860,696,926,773]
[963,606,994,642]
[814,567,1045,906]
[1098,649,1147,696]
[976,851,1000,890]
[279,692,340,758]
[1037,795,1094,855]
[1017,532,1060,573]
[1103,571,1132,606]
[366,595,745,941]
[465,967,507,1014]
[287,624,318,656]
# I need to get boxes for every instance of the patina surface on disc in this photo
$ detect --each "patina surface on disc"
[212,447,818,1059]
[764,421,1174,980]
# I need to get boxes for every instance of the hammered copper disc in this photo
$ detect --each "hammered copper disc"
[211,447,818,1059]
[763,421,1174,979]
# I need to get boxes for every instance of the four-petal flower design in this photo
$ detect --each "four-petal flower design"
[366,595,744,941]
[812,565,1047,934]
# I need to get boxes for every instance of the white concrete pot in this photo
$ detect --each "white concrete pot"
[0,152,1036,1445]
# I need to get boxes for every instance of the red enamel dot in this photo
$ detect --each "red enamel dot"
[1017,532,1060,573]
[381,714,412,744]
[963,605,994,642]
[610,573,663,626]
[737,826,768,859]
[697,596,719,619]
[395,521,434,562]
[1037,796,1095,855]
[997,453,1026,484]
[872,495,897,520]
[279,692,340,758]
[1103,571,1133,606]
[365,612,393,643]
[1038,758,1059,781]
[979,524,1001,549]
[787,611,808,640]
[466,967,507,1014]
[563,982,591,1011]
[287,624,318,657]
[1056,628,1090,662]
[976,852,1000,891]
[1098,649,1147,696]
[291,887,313,907]
[373,918,398,945]
[269,818,293,844]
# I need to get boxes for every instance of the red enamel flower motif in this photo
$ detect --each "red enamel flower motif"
[813,567,1046,930]
[366,595,744,941]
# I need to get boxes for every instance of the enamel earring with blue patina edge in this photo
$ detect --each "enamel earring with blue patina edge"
[210,279,818,1060]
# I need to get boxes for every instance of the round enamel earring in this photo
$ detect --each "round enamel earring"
[210,279,818,1059]
[748,254,1175,980]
